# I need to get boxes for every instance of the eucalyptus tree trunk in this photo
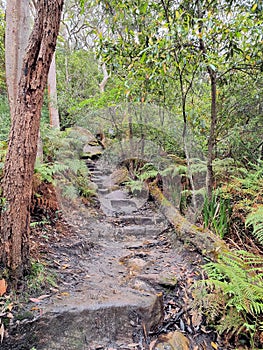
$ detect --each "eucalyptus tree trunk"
[0,0,64,284]
[5,0,31,119]
[48,54,60,128]
[99,62,109,93]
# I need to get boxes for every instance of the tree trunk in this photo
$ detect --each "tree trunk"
[48,53,60,128]
[99,62,109,93]
[206,70,217,199]
[198,22,217,200]
[5,0,31,119]
[0,0,64,284]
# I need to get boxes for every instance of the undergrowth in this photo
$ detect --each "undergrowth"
[192,250,263,348]
[246,205,263,245]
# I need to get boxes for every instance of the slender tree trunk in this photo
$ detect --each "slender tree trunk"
[36,130,44,163]
[0,0,64,284]
[48,53,60,128]
[206,70,217,199]
[198,15,217,200]
[99,62,109,93]
[179,74,197,213]
[5,0,31,119]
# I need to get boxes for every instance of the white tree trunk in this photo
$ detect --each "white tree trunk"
[99,62,109,93]
[48,53,60,128]
[5,0,31,119]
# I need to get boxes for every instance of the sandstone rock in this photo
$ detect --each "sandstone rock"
[103,167,129,188]
[154,331,190,350]
[82,144,103,158]
[19,291,164,350]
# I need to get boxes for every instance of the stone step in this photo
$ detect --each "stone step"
[91,170,103,176]
[23,291,163,350]
[91,175,107,182]
[97,188,110,195]
[116,225,161,237]
[118,215,165,226]
[110,199,137,208]
[90,178,107,188]
[110,199,138,212]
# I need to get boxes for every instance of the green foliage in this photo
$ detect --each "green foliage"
[246,206,263,245]
[56,49,101,129]
[0,95,10,141]
[193,250,263,347]
[26,260,57,293]
[203,191,232,238]
[220,161,263,228]
[40,126,95,202]
[34,161,70,184]
[125,162,159,193]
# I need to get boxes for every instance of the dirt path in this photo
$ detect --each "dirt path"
[2,158,229,350]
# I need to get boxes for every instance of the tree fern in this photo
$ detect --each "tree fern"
[246,206,263,245]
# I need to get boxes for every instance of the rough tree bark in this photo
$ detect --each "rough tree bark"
[0,0,64,283]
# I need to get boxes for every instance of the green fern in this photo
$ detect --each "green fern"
[125,178,144,193]
[246,206,263,245]
[193,250,263,346]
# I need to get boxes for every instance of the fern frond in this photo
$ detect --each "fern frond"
[246,206,263,244]
[216,307,244,335]
[125,179,144,193]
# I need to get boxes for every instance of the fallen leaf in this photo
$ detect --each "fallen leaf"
[127,343,139,348]
[0,280,7,297]
[37,294,50,300]
[191,309,202,328]
[0,323,4,343]
[31,306,40,311]
[211,342,218,349]
[149,339,157,350]
[29,298,42,303]
[7,303,13,311]
[61,264,70,270]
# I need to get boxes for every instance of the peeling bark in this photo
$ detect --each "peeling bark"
[0,0,64,283]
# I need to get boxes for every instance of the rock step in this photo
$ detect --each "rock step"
[91,175,108,182]
[116,225,161,237]
[118,215,165,226]
[110,199,137,210]
[97,188,110,195]
[28,291,163,350]
[90,179,108,189]
[91,170,103,176]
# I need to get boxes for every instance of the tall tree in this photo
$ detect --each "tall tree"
[48,54,60,128]
[97,0,262,199]
[5,0,31,119]
[0,0,64,284]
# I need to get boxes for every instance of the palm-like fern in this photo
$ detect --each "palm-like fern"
[246,206,263,245]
